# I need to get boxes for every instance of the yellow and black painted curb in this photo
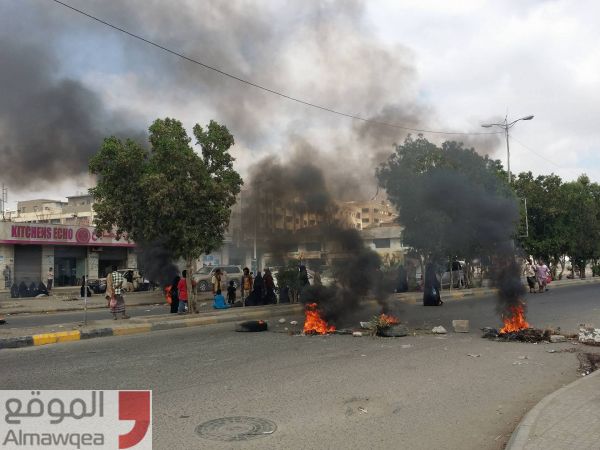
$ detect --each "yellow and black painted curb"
[0,305,305,350]
[1,278,598,350]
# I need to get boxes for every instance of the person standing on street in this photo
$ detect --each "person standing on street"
[240,267,253,306]
[524,257,537,293]
[211,268,225,295]
[536,260,550,293]
[46,267,53,292]
[169,275,180,314]
[110,265,130,320]
[263,268,276,304]
[177,270,189,314]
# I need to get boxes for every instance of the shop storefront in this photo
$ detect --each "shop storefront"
[0,223,136,289]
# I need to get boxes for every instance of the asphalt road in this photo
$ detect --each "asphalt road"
[387,283,600,334]
[3,282,599,332]
[1,284,599,450]
[1,303,170,328]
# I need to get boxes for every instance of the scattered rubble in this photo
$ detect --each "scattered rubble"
[467,354,481,358]
[578,327,600,346]
[549,335,567,343]
[577,352,600,375]
[481,327,552,343]
[452,320,470,333]
[278,318,286,324]
[235,320,268,332]
[379,325,409,338]
[432,326,447,334]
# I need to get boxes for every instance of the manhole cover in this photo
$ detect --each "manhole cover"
[195,416,277,442]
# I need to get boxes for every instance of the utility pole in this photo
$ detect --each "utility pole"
[482,114,534,183]
[1,185,7,220]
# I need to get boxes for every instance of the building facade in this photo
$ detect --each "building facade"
[0,222,135,290]
[7,194,95,226]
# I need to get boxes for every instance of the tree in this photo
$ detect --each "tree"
[561,175,600,278]
[513,172,569,278]
[377,135,518,286]
[89,118,243,310]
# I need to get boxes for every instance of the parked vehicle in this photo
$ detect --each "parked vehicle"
[88,278,106,294]
[193,265,242,292]
[91,268,150,293]
[441,261,465,288]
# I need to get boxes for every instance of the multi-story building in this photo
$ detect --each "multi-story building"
[1,194,135,290]
[7,194,95,226]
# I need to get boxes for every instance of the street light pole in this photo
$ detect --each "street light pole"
[481,114,534,184]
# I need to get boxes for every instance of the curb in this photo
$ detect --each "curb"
[0,304,305,350]
[0,299,163,316]
[505,368,600,450]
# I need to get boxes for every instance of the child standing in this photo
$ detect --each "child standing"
[227,280,236,305]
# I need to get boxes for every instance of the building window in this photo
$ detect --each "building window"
[373,208,379,214]
[356,213,361,219]
[374,218,380,223]
[286,216,293,223]
[309,220,316,225]
[362,218,370,223]
[373,238,391,249]
[361,208,370,213]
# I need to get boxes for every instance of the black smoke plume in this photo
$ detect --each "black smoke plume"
[136,241,179,288]
[1,1,498,203]
[0,29,144,189]
[244,149,389,325]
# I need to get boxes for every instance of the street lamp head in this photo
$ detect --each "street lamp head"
[481,124,493,128]
[522,115,534,121]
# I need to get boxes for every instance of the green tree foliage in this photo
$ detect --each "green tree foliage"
[377,135,518,268]
[514,173,600,279]
[89,118,243,305]
[561,175,600,277]
[513,172,568,276]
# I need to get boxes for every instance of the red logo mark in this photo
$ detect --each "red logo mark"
[119,391,151,449]
[75,228,91,243]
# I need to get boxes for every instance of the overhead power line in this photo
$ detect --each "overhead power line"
[51,0,501,137]
[510,136,580,175]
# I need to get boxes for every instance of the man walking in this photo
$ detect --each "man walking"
[109,265,130,320]
[46,267,53,292]
[240,267,253,306]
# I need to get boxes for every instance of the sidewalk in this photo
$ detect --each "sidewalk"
[0,290,213,315]
[507,367,600,449]
[1,276,598,315]
[0,303,305,349]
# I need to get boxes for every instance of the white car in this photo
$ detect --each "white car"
[441,261,465,288]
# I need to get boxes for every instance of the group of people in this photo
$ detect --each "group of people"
[524,257,551,293]
[167,270,190,314]
[210,266,278,309]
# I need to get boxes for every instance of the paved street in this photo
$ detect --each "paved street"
[392,283,600,334]
[1,284,599,449]
[3,282,599,333]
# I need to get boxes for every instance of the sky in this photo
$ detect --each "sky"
[1,0,598,208]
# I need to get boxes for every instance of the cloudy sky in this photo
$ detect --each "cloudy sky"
[1,0,598,207]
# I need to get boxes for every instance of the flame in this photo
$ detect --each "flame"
[303,303,335,334]
[500,304,530,333]
[379,313,400,325]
